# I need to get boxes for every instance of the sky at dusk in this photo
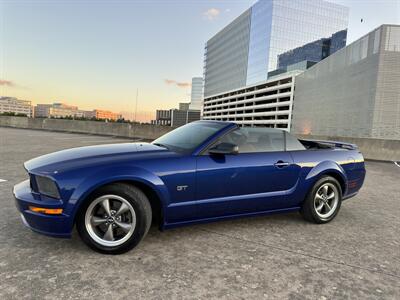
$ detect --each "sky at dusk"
[1,0,399,122]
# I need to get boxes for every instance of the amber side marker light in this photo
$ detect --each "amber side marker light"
[29,206,63,215]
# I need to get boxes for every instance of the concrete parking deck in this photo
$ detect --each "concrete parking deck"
[0,127,399,299]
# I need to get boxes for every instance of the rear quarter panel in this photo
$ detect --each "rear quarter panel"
[289,149,365,205]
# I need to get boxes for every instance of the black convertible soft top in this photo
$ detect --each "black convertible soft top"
[299,139,358,150]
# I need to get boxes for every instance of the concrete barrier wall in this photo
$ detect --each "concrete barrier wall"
[297,134,400,162]
[0,116,173,140]
[1,116,398,161]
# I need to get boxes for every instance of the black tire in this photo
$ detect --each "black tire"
[300,176,342,224]
[76,183,152,254]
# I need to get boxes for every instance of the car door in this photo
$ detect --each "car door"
[195,127,300,219]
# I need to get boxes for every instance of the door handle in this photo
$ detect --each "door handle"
[274,161,291,168]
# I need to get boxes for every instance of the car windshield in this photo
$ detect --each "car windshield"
[152,122,227,154]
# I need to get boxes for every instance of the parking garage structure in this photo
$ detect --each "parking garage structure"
[202,71,300,130]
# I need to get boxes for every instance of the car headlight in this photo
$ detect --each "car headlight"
[35,176,60,199]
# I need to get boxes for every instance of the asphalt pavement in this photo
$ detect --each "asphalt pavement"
[0,127,399,299]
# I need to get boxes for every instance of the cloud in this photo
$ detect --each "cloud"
[164,79,191,88]
[0,79,15,87]
[203,8,220,20]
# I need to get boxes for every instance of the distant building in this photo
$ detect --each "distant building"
[179,102,190,111]
[189,77,203,111]
[151,105,201,127]
[0,97,32,117]
[203,71,300,130]
[85,109,121,121]
[34,104,52,118]
[171,109,201,127]
[203,0,349,98]
[152,110,172,126]
[35,103,80,118]
[34,103,121,121]
[291,25,400,140]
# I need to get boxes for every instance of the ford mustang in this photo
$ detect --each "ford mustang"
[13,121,365,254]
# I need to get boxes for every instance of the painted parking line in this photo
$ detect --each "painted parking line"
[394,161,400,168]
[0,179,7,183]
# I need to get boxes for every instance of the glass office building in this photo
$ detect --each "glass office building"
[189,77,203,111]
[203,0,349,97]
[277,29,347,70]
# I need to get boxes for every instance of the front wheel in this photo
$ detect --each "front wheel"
[300,176,342,224]
[76,183,152,254]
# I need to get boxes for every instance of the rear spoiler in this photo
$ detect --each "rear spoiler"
[300,139,358,150]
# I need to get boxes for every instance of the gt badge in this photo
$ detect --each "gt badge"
[177,185,188,191]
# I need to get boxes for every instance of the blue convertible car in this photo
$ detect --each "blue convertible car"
[14,121,365,254]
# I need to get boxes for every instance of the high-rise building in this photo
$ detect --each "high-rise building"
[151,104,201,127]
[152,110,172,126]
[0,97,32,117]
[291,25,400,140]
[277,29,347,70]
[179,102,190,111]
[189,77,203,111]
[203,0,349,98]
[170,109,201,127]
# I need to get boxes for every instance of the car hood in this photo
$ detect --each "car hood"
[24,142,167,173]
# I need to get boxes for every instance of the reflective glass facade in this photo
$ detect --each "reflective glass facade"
[268,0,348,72]
[203,0,349,97]
[189,77,203,111]
[246,0,273,84]
[203,9,252,98]
[277,29,347,69]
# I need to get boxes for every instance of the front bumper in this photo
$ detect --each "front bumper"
[13,180,73,238]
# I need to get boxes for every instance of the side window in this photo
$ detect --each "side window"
[215,127,285,153]
[285,132,306,151]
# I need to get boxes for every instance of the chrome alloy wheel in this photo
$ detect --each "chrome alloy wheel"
[85,195,136,247]
[314,183,339,219]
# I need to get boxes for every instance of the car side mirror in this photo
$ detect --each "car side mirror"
[209,142,239,155]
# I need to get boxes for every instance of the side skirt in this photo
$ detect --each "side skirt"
[342,191,359,201]
[162,206,301,230]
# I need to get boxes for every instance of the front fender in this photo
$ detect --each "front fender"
[66,166,170,223]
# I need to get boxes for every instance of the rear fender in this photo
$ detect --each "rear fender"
[305,160,348,194]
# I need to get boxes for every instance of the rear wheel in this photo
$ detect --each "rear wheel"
[300,176,342,224]
[76,183,152,254]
